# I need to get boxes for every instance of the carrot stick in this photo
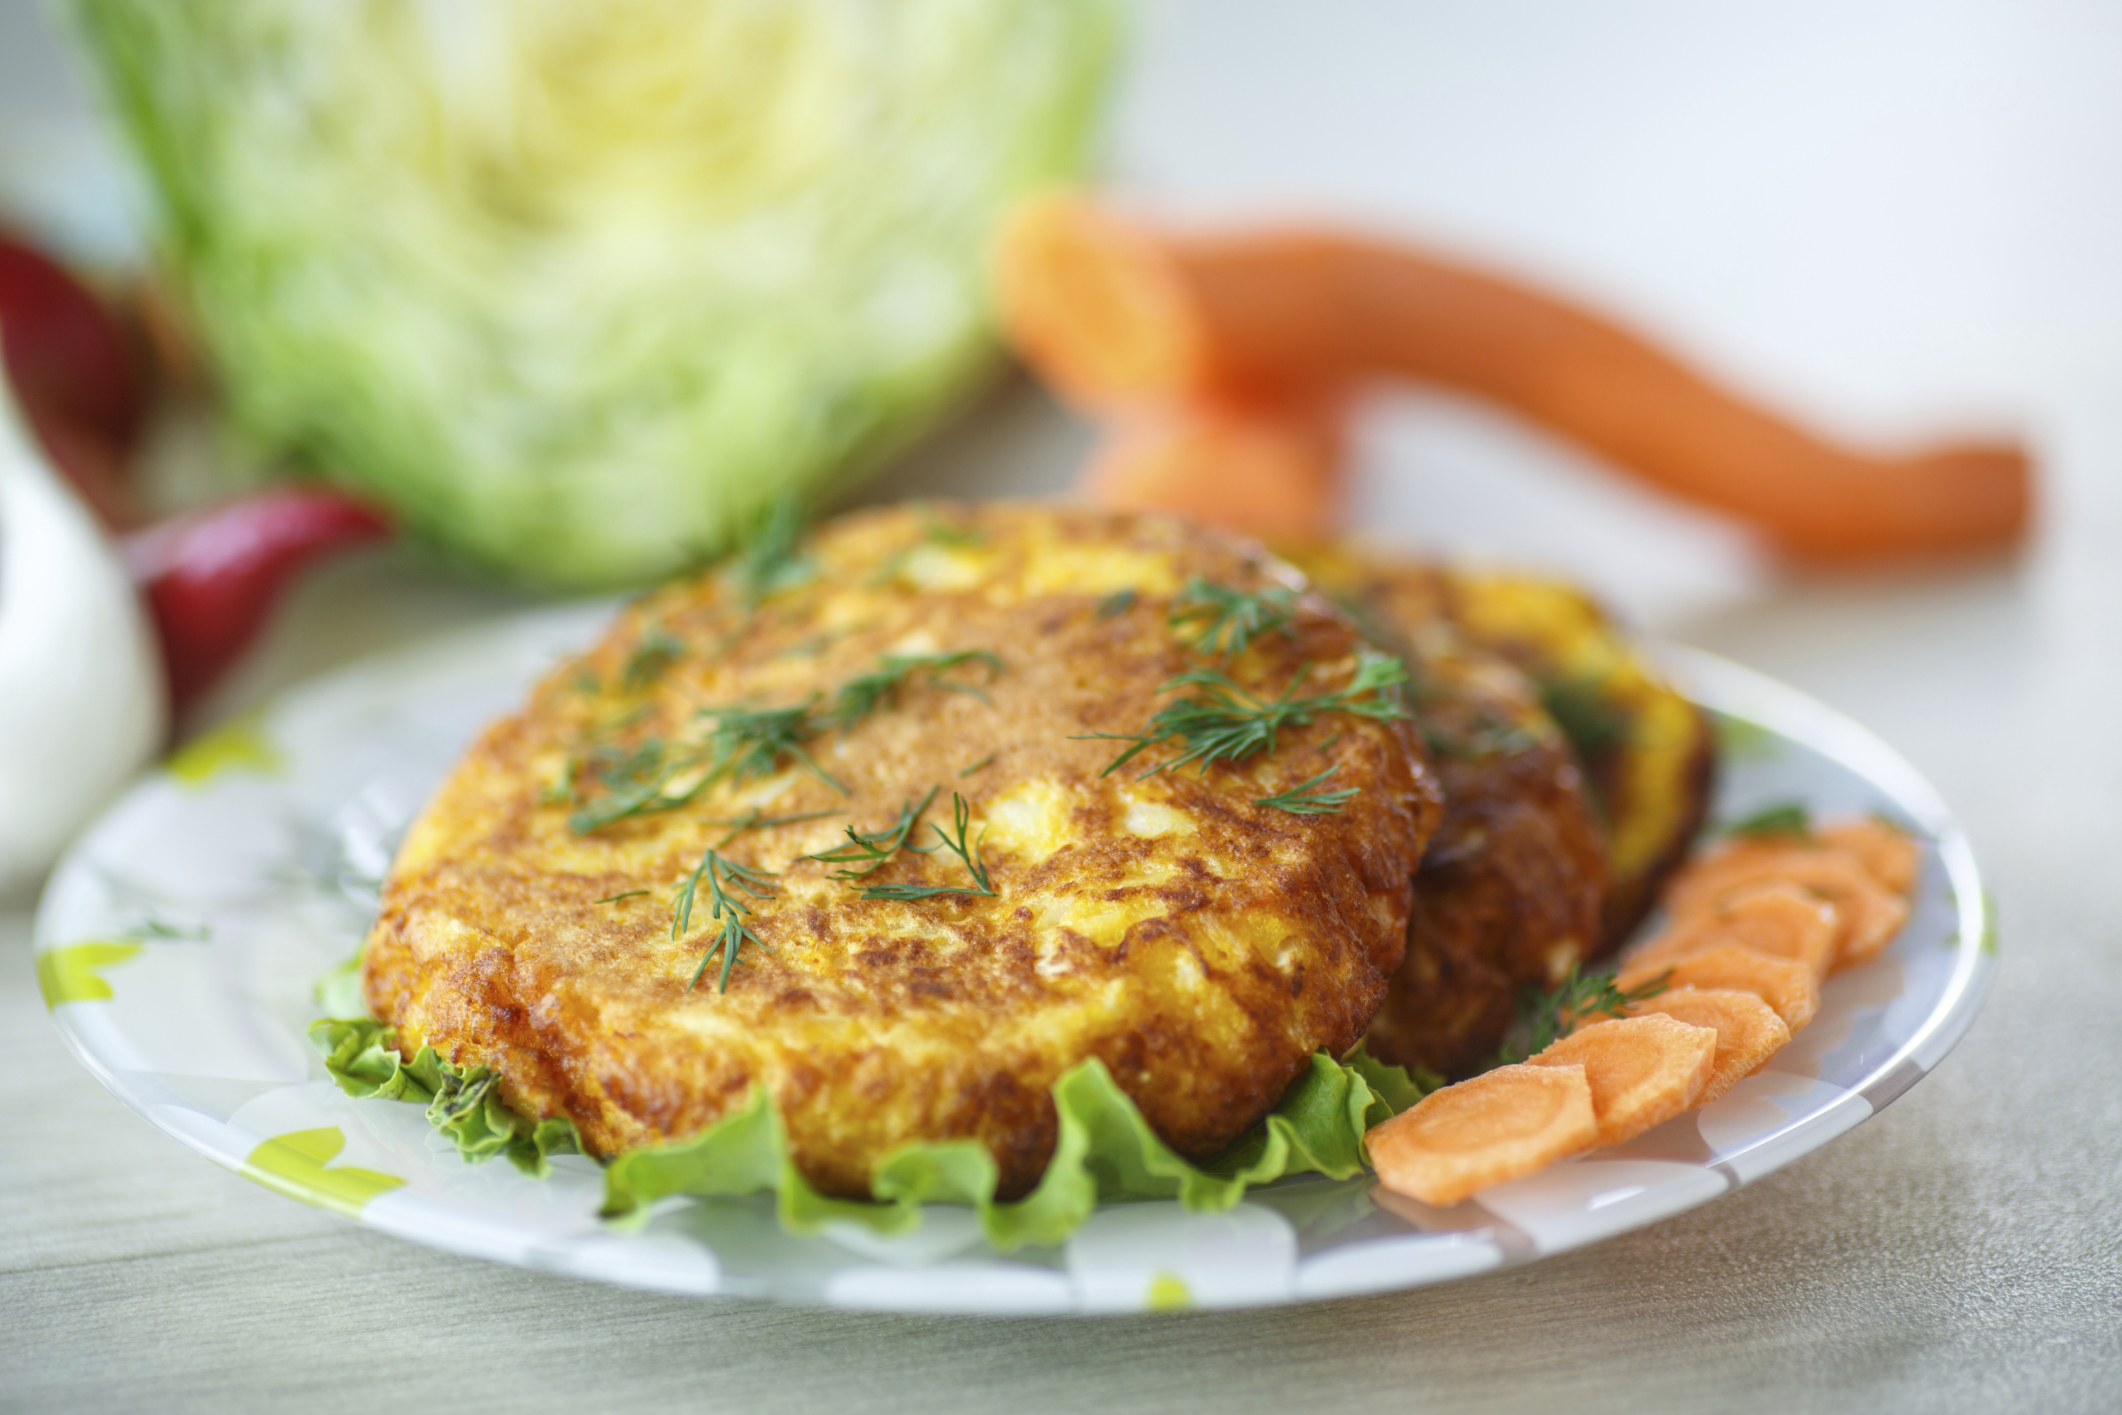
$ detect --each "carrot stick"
[1082,390,1347,543]
[1000,195,2032,561]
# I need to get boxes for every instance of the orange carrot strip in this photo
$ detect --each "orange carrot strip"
[1632,988,1791,1107]
[1626,880,1838,981]
[1083,391,1348,543]
[1366,1062,1597,1207]
[1619,943,1820,1033]
[1531,1014,1716,1148]
[1817,819,1921,896]
[1666,840,1909,972]
[999,195,2031,562]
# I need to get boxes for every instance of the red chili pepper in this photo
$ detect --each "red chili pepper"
[0,231,146,525]
[123,488,393,712]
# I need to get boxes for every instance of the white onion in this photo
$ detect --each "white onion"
[0,368,166,891]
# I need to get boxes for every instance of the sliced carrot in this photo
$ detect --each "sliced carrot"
[1626,880,1838,981]
[1366,1062,1597,1207]
[1817,818,1921,896]
[1083,392,1348,543]
[997,195,2032,563]
[1619,943,1820,1033]
[1632,988,1791,1106]
[1530,1014,1716,1148]
[1666,840,1908,973]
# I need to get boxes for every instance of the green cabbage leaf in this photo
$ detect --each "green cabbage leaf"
[70,0,1120,588]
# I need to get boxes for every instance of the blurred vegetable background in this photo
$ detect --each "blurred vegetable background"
[67,0,1120,589]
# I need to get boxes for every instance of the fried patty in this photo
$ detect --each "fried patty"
[364,505,1440,1199]
[1293,547,1610,1077]
[1417,568,1715,948]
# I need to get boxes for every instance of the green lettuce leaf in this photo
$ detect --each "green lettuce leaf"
[309,1018,581,1178]
[310,1016,1434,1247]
[601,1047,1435,1251]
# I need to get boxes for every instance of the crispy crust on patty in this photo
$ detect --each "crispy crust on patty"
[364,505,1439,1199]
[1418,569,1716,949]
[1292,546,1611,1077]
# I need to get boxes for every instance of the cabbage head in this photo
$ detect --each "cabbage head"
[69,0,1119,588]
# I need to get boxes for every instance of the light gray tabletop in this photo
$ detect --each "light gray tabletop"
[4,3,2119,1411]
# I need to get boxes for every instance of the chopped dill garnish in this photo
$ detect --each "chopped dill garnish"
[1496,965,1673,1065]
[1082,650,1409,780]
[711,806,839,849]
[539,758,579,806]
[568,667,602,696]
[1254,765,1360,816]
[867,511,988,586]
[1326,592,1409,666]
[1168,577,1298,660]
[569,646,1007,833]
[808,787,940,880]
[734,495,814,607]
[775,633,837,660]
[620,621,683,693]
[862,792,995,900]
[1422,715,1540,762]
[825,649,1004,731]
[594,890,649,905]
[919,510,986,548]
[566,738,705,833]
[671,850,778,993]
[1095,587,1138,621]
[699,699,846,795]
[1726,802,1813,839]
[958,753,996,778]
[1537,674,1631,761]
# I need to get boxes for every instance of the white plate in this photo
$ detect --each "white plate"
[32,607,1993,1314]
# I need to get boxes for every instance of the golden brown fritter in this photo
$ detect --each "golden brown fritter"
[1420,569,1715,949]
[364,505,1440,1200]
[1296,548,1713,951]
[1291,547,1610,1078]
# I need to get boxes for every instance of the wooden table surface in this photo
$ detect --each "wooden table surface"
[5,3,2120,1411]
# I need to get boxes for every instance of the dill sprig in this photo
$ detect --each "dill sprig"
[918,510,986,549]
[807,787,940,880]
[711,806,838,848]
[594,889,649,905]
[734,495,814,607]
[1168,577,1298,660]
[672,850,778,993]
[1253,765,1360,816]
[861,792,995,901]
[1095,588,1138,621]
[825,649,1004,731]
[1726,802,1813,840]
[1083,650,1409,781]
[620,621,683,693]
[1421,714,1540,763]
[567,738,706,833]
[699,699,846,795]
[1496,965,1674,1065]
[958,753,996,778]
[868,511,989,586]
[1537,674,1631,761]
